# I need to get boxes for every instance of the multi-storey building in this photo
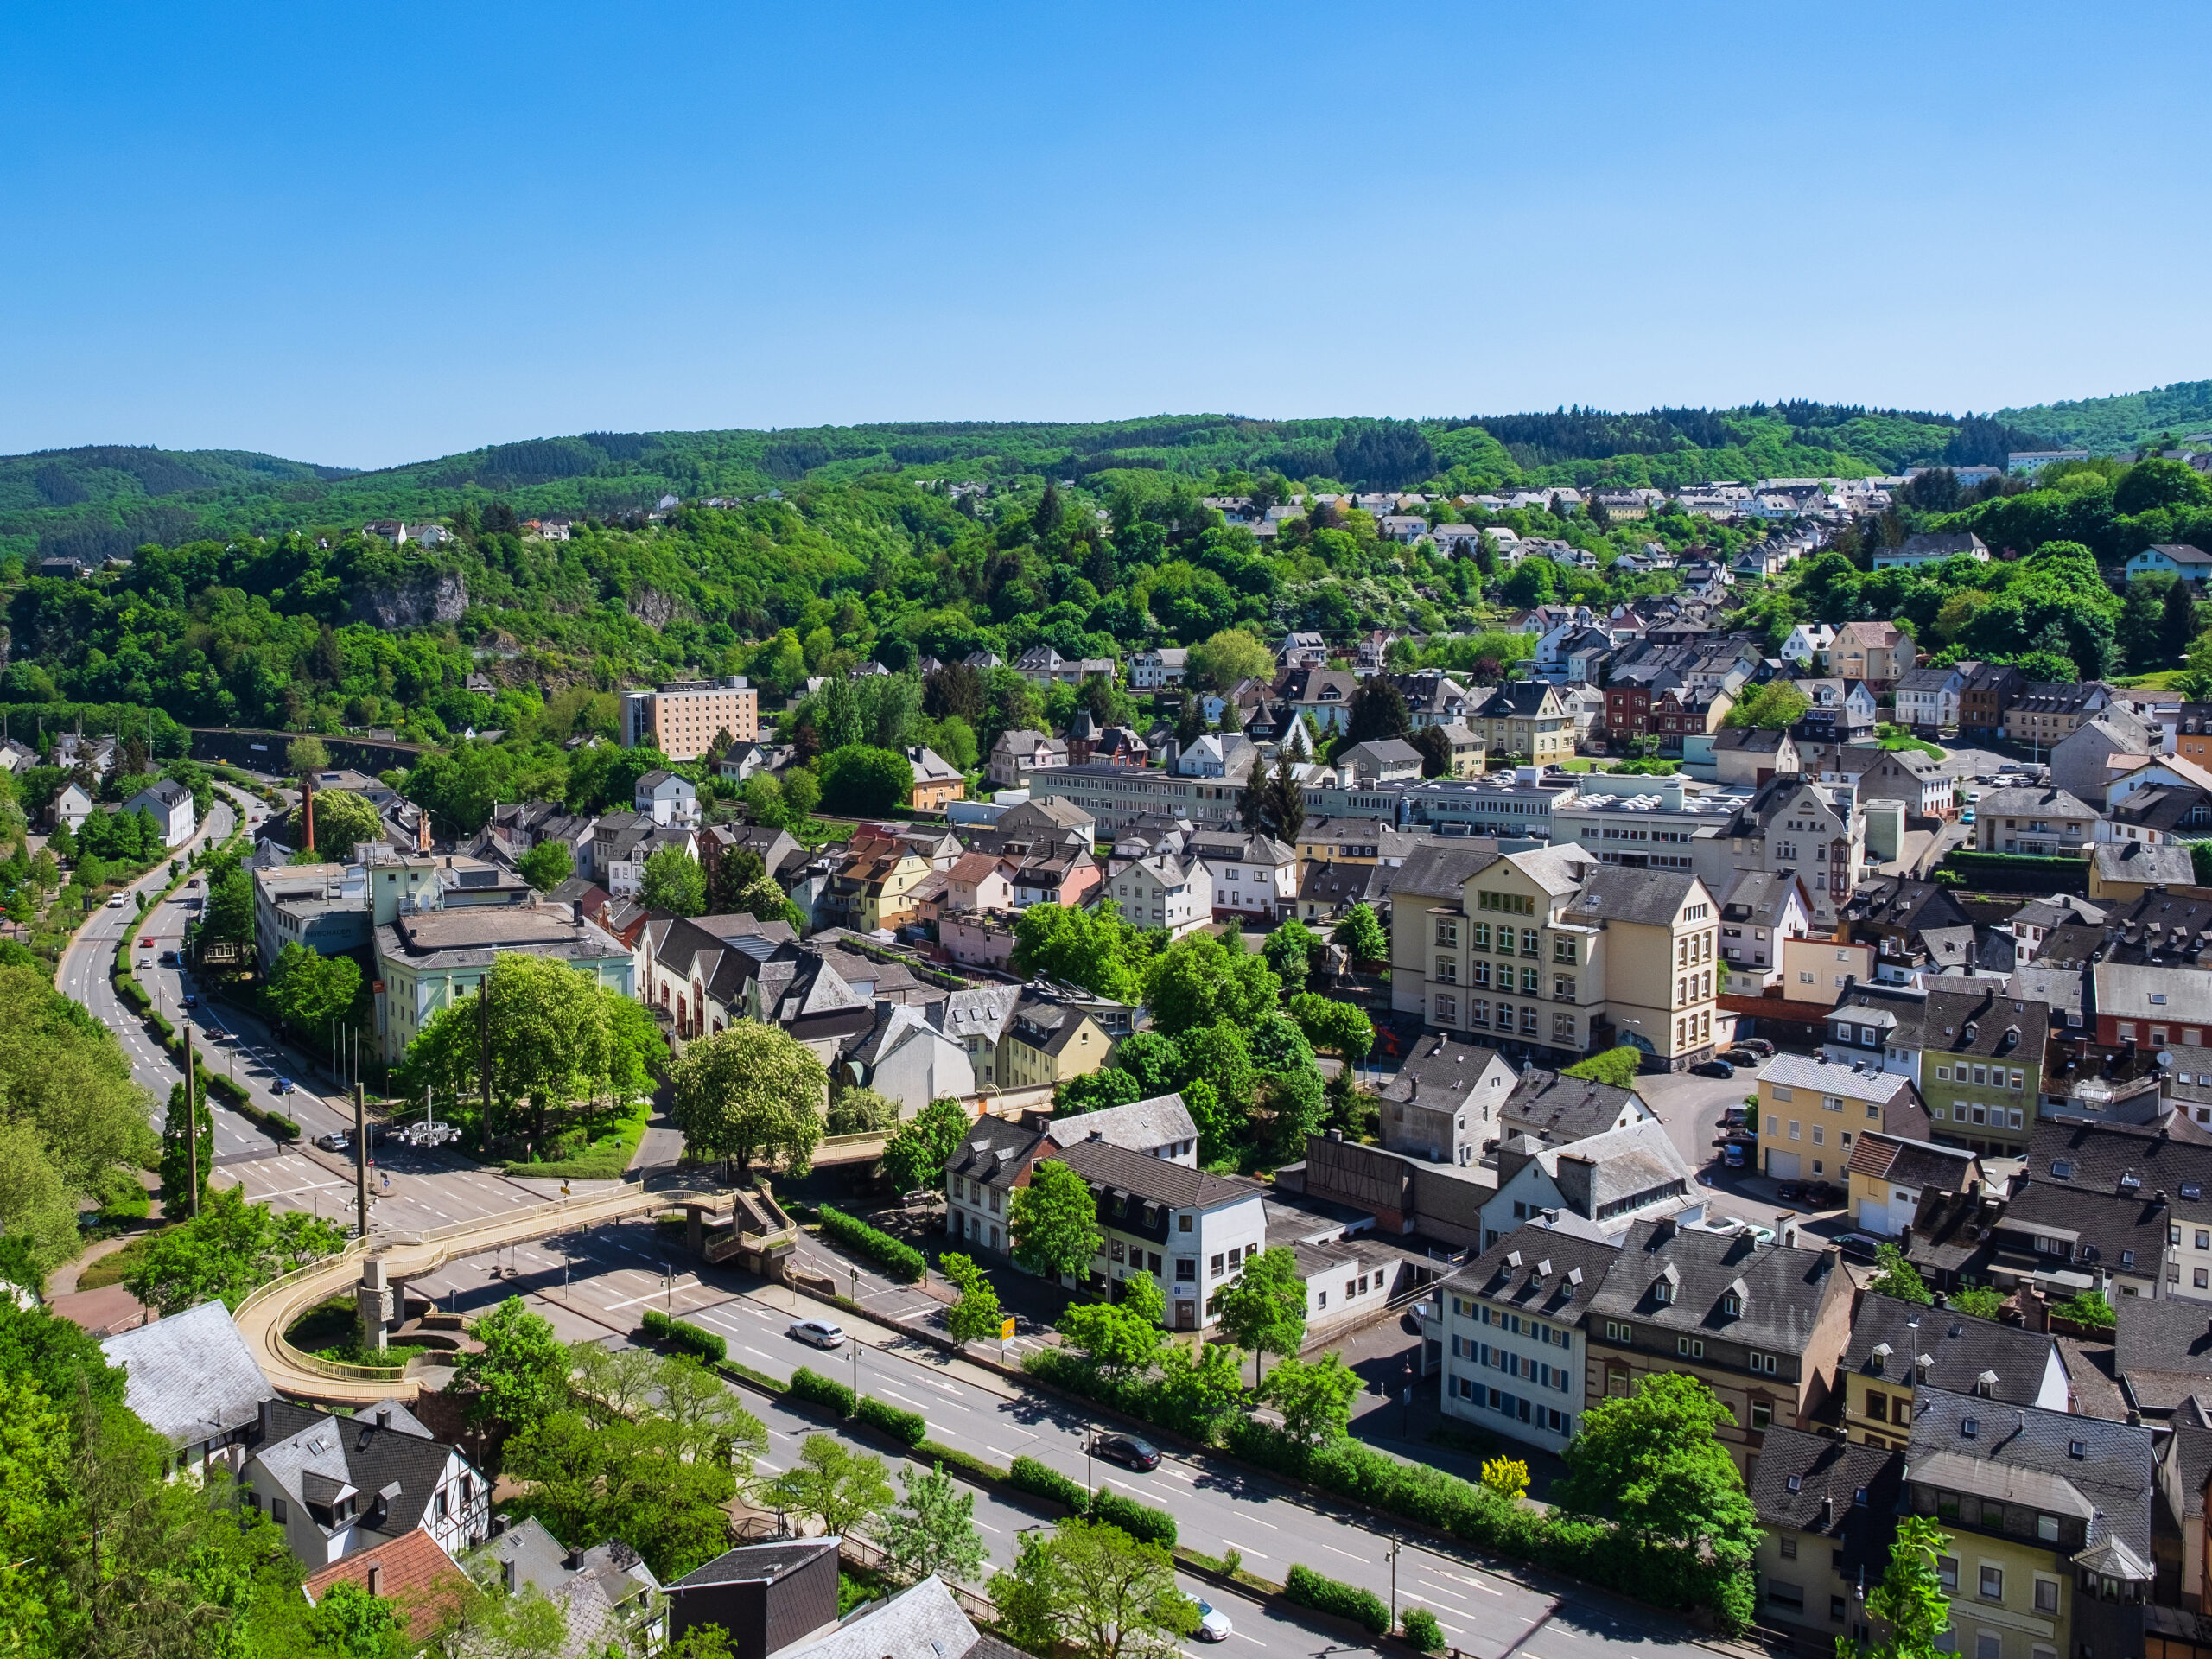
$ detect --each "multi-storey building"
[2027,1118,2212,1302]
[1751,1428,1903,1649]
[1387,843,1725,1071]
[1546,775,1743,874]
[1904,1388,2154,1659]
[1105,853,1213,938]
[1753,1054,1929,1185]
[1835,1293,2066,1452]
[1976,786,2098,857]
[1719,773,1866,931]
[1469,681,1575,765]
[1583,1217,1854,1476]
[620,677,758,761]
[1032,760,1250,832]
[1057,1138,1268,1329]
[2006,683,2120,751]
[373,906,634,1063]
[1376,1033,1519,1163]
[1434,1223,1618,1454]
[1958,661,2027,742]
[1920,986,2050,1159]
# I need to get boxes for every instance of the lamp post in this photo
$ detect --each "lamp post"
[849,1267,860,1412]
[1085,1423,1095,1503]
[1386,1535,1402,1630]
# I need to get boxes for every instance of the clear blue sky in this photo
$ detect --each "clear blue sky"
[3,1,2208,468]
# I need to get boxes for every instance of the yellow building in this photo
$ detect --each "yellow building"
[997,995,1115,1090]
[1470,681,1574,766]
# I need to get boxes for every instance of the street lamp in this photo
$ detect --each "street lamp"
[848,1267,860,1412]
[1385,1535,1402,1630]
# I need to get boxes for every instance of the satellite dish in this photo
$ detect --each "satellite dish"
[2160,1051,2176,1068]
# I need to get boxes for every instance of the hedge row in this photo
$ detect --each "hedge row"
[1007,1456,1175,1544]
[1022,1345,1242,1445]
[1285,1565,1390,1635]
[642,1309,727,1362]
[786,1367,926,1446]
[817,1204,927,1281]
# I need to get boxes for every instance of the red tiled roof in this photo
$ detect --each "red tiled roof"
[303,1528,468,1641]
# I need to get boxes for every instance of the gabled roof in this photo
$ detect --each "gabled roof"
[2115,1294,2212,1413]
[1586,1217,1839,1351]
[1043,1093,1197,1154]
[99,1300,274,1446]
[944,1114,1045,1188]
[1758,1053,1916,1105]
[1847,1132,1980,1192]
[1497,1065,1642,1145]
[304,1529,468,1643]
[669,1537,840,1590]
[1570,867,1707,928]
[1451,1222,1620,1327]
[1748,1427,1904,1573]
[1057,1137,1265,1211]
[1840,1292,2056,1402]
[2093,841,2197,887]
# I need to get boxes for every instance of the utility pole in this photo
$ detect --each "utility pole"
[849,1266,860,1412]
[353,1083,369,1239]
[183,1023,200,1218]
[1386,1535,1402,1629]
[478,974,493,1152]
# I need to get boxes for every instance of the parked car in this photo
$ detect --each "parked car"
[1732,1038,1775,1058]
[1803,1180,1839,1208]
[1775,1180,1804,1202]
[314,1132,351,1154]
[1091,1433,1160,1471]
[1690,1059,1734,1079]
[1721,1142,1749,1169]
[273,1077,296,1095]
[1195,1602,1233,1643]
[1962,806,1976,823]
[1837,1233,1885,1263]
[181,995,198,1009]
[1742,1223,1778,1245]
[1722,1048,1762,1067]
[1718,1106,1750,1128]
[789,1319,844,1350]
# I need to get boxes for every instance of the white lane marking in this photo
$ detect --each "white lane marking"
[1230,1634,1265,1646]
[976,1520,1001,1534]
[986,1446,1017,1459]
[1231,1516,1276,1529]
[745,1348,774,1361]
[1414,1581,1468,1605]
[1322,1545,1361,1561]
[1223,1543,1267,1558]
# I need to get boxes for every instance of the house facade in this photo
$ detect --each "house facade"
[1435,1224,1619,1455]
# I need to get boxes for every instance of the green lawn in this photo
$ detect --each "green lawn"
[2115,670,2190,690]
[1875,723,1946,760]
[75,1226,172,1292]
[499,1100,652,1180]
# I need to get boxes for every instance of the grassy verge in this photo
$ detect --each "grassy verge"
[75,1226,173,1293]
[499,1100,650,1180]
[1176,1546,1282,1597]
[283,1294,425,1373]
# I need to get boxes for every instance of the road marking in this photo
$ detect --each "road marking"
[975,1520,1001,1534]
[1415,1581,1468,1605]
[1322,1545,1362,1561]
[1231,1516,1276,1529]
[986,1446,1017,1459]
[1223,1543,1267,1558]
[1231,1634,1265,1646]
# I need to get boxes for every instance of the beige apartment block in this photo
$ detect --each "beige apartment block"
[621,677,760,761]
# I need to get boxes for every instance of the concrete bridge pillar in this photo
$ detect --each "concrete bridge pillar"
[357,1255,393,1353]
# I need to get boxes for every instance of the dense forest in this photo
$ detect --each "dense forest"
[5,379,2202,569]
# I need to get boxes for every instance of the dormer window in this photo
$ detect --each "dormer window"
[2069,1440,2087,1459]
[1722,1293,1740,1317]
[1786,1474,1803,1493]
[1653,1279,1674,1304]
[1961,1417,1979,1438]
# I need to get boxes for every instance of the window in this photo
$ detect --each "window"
[1779,1536,1798,1560]
[1751,1401,1772,1430]
[271,1497,289,1524]
[1976,1637,2000,1659]
[1936,1556,1959,1592]
[1773,1085,1794,1103]
[1176,1257,1196,1281]
[1678,1337,1703,1357]
[1867,1389,1888,1422]
[1436,918,1459,946]
[2034,1580,2059,1615]
[1766,1582,1804,1611]
[2035,1514,2058,1542]
[1980,1566,2002,1602]
[1179,1214,1192,1232]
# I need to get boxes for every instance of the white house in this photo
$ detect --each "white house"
[1058,1137,1269,1331]
[52,781,95,831]
[1779,622,1836,664]
[1106,854,1213,937]
[240,1397,489,1569]
[1188,829,1297,923]
[1892,665,1970,734]
[2126,543,2212,585]
[1433,1223,1619,1455]
[1130,647,1189,690]
[633,770,701,829]
[124,778,197,849]
[1478,1117,1701,1249]
[1042,1091,1200,1165]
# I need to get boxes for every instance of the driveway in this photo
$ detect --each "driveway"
[1632,1066,1847,1237]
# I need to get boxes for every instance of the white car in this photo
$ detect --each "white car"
[105,894,126,909]
[789,1319,844,1350]
[1195,1601,1233,1643]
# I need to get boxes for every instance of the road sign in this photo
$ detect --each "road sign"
[1000,1316,1016,1340]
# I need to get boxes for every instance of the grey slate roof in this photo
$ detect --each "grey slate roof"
[1043,1093,1198,1155]
[1907,1384,2156,1579]
[670,1537,840,1589]
[1571,866,1706,928]
[1748,1425,1904,1575]
[1922,986,2046,1064]
[1057,1137,1266,1211]
[1586,1217,1840,1353]
[255,1399,462,1541]
[1452,1221,1620,1328]
[2028,1118,2212,1216]
[1382,1033,1511,1110]
[2115,1295,2212,1414]
[2093,841,2197,887]
[1839,1292,2057,1404]
[783,1576,988,1659]
[1496,1066,1642,1145]
[944,1115,1045,1192]
[99,1300,275,1447]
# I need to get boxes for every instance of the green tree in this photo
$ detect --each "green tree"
[1558,1372,1758,1566]
[1950,1285,2005,1320]
[1236,751,1306,844]
[198,866,254,947]
[1013,901,1150,1003]
[1853,1516,1955,1659]
[1143,931,1280,1037]
[303,1578,411,1659]
[993,1518,1199,1659]
[1059,1274,1166,1376]
[826,1086,901,1135]
[2054,1287,2117,1330]
[816,746,914,815]
[506,1408,747,1581]
[734,874,804,930]
[1561,1046,1642,1087]
[435,1566,570,1659]
[940,1252,1007,1345]
[1332,903,1387,964]
[709,843,768,913]
[0,1123,84,1281]
[781,767,823,823]
[1212,1246,1306,1384]
[1724,682,1811,730]
[1403,1608,1446,1653]
[451,1297,572,1430]
[766,1434,894,1537]
[1344,676,1411,744]
[1255,1351,1359,1445]
[288,734,332,774]
[517,838,575,893]
[265,941,362,1038]
[1008,1159,1103,1283]
[639,844,706,916]
[156,1078,212,1218]
[1185,628,1274,693]
[667,1021,826,1178]
[1869,1244,1934,1306]
[1288,992,1374,1061]
[881,1097,971,1193]
[123,1185,346,1313]
[878,1461,990,1587]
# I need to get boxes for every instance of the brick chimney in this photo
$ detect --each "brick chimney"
[302,776,315,858]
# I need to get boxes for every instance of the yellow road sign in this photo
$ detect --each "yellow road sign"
[1000,1316,1017,1340]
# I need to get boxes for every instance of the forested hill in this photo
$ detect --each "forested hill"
[8,385,2190,567]
[1996,379,2212,454]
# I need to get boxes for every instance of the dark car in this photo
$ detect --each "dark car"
[1721,1047,1762,1067]
[181,994,198,1009]
[1732,1038,1776,1058]
[1092,1433,1160,1471]
[1775,1180,1804,1202]
[1804,1181,1839,1208]
[1690,1059,1734,1079]
[1838,1233,1885,1263]
[1718,1106,1750,1128]
[273,1077,296,1095]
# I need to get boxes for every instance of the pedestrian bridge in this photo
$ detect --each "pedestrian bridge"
[231,1185,793,1405]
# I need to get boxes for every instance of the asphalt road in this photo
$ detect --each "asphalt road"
[397,1229,1723,1659]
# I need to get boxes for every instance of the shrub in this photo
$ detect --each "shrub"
[1009,1455,1089,1512]
[1402,1609,1445,1652]
[817,1204,927,1281]
[856,1395,925,1447]
[789,1366,855,1414]
[1090,1487,1175,1546]
[916,1439,1006,1486]
[719,1359,787,1394]
[1285,1565,1389,1635]
[641,1308,728,1363]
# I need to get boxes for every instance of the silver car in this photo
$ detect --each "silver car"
[789,1319,845,1350]
[1195,1601,1233,1642]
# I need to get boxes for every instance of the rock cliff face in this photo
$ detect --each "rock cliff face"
[627,585,684,627]
[351,571,467,629]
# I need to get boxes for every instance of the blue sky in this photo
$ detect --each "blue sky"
[3,1,2208,467]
